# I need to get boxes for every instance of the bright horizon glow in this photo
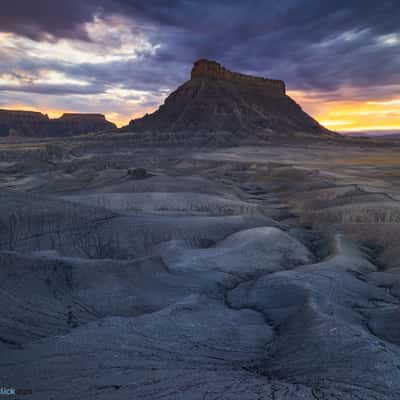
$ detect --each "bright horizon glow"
[0,105,155,127]
[288,90,400,133]
[3,89,400,131]
[1,105,68,119]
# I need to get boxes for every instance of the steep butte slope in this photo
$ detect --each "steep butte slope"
[0,110,116,137]
[126,59,334,139]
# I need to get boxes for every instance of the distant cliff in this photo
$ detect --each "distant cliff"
[0,110,116,138]
[54,114,117,137]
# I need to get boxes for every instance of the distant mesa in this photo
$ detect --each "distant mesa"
[0,109,116,138]
[58,113,109,121]
[124,59,335,143]
[55,113,116,137]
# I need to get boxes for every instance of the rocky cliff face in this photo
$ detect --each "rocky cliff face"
[125,59,334,143]
[0,110,116,138]
[191,59,286,96]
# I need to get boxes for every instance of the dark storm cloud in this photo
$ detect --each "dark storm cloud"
[0,0,103,40]
[1,0,400,106]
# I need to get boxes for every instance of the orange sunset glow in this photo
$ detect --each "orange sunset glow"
[1,104,151,128]
[4,93,400,132]
[314,100,400,132]
[289,91,400,133]
[2,105,68,120]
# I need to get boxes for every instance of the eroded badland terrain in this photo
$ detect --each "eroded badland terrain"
[1,136,400,400]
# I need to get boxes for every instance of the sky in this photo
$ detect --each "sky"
[0,0,400,132]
